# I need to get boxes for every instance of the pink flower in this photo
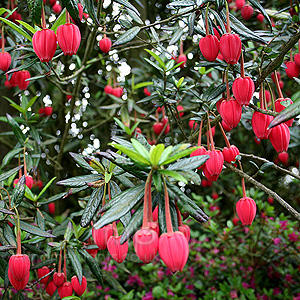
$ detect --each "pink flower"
[279,220,288,230]
[288,232,298,242]
[273,237,281,245]
[142,292,154,300]
[230,290,238,298]
[273,287,282,295]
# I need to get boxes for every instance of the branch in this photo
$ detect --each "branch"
[224,161,300,221]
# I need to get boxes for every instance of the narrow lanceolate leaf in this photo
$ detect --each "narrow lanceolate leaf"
[169,28,184,45]
[114,0,140,16]
[56,174,102,187]
[149,144,165,167]
[11,175,26,207]
[168,155,209,171]
[79,250,103,285]
[6,114,27,147]
[68,247,83,284]
[31,0,42,25]
[83,157,105,174]
[144,49,165,69]
[50,8,67,33]
[0,17,32,41]
[80,187,104,227]
[131,139,150,162]
[61,0,80,24]
[64,221,73,241]
[31,258,56,270]
[17,20,38,34]
[0,245,15,252]
[158,169,188,184]
[168,184,209,223]
[82,0,101,26]
[0,165,23,183]
[1,148,23,167]
[188,12,196,36]
[113,27,141,46]
[248,0,272,29]
[268,99,300,129]
[103,270,127,294]
[36,177,57,200]
[94,184,144,229]
[160,147,198,165]
[69,152,94,171]
[169,0,195,7]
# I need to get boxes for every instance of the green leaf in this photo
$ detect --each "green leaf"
[158,193,178,233]
[169,0,195,7]
[83,156,106,174]
[188,12,196,36]
[149,144,165,167]
[268,99,300,129]
[78,250,103,285]
[68,247,83,284]
[131,138,150,162]
[114,0,140,16]
[80,187,104,227]
[0,166,23,182]
[17,20,38,34]
[144,49,165,69]
[30,258,56,269]
[61,0,80,24]
[103,270,127,294]
[133,81,153,90]
[248,0,272,29]
[69,152,95,171]
[36,177,56,200]
[160,147,197,165]
[111,143,151,165]
[94,184,144,229]
[0,17,32,41]
[169,28,184,45]
[11,175,26,207]
[6,114,27,147]
[64,221,73,241]
[1,148,23,167]
[168,155,209,171]
[56,174,102,187]
[50,8,67,33]
[31,0,42,25]
[144,57,164,72]
[126,8,143,25]
[113,26,140,46]
[82,0,100,26]
[158,169,188,184]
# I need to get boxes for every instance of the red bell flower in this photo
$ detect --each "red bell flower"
[177,54,187,69]
[92,224,113,250]
[222,120,232,132]
[57,23,81,56]
[219,34,242,65]
[112,87,123,98]
[144,87,151,97]
[0,52,11,71]
[177,105,184,117]
[148,221,160,235]
[275,98,294,126]
[235,0,245,10]
[70,3,84,22]
[52,3,62,13]
[257,13,264,23]
[203,150,224,182]
[232,76,255,106]
[8,72,19,87]
[219,98,242,129]
[222,145,240,164]
[99,37,112,53]
[252,111,273,139]
[86,247,98,258]
[104,85,114,95]
[241,5,253,20]
[48,202,55,214]
[133,228,158,263]
[162,117,170,134]
[199,35,220,62]
[17,70,31,90]
[236,197,256,226]
[71,275,87,296]
[8,254,30,283]
[107,235,128,263]
[269,123,290,153]
[44,106,53,116]
[152,206,158,222]
[37,266,51,284]
[278,151,289,165]
[58,281,73,298]
[8,268,29,290]
[265,90,271,105]
[294,53,300,67]
[153,122,164,135]
[190,147,207,169]
[32,29,57,62]
[158,231,189,272]
[188,120,198,130]
[178,224,190,241]
[213,27,221,40]
[14,175,34,189]
[53,272,65,287]
[285,61,300,79]
[46,280,57,296]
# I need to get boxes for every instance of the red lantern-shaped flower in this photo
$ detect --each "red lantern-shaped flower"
[17,70,31,90]
[199,35,220,62]
[112,87,123,98]
[71,275,87,296]
[92,224,113,250]
[232,76,255,106]
[235,0,245,10]
[0,52,11,71]
[236,197,256,226]
[275,98,294,126]
[222,120,232,132]
[257,13,264,23]
[219,98,242,129]
[9,254,30,282]
[178,224,191,241]
[144,87,151,97]
[252,111,273,139]
[278,151,289,165]
[222,145,240,164]
[58,281,73,298]
[188,120,198,130]
[37,266,51,284]
[52,3,62,14]
[285,61,300,79]
[219,34,242,65]
[269,123,290,153]
[53,272,65,287]
[57,23,81,56]
[99,37,112,53]
[32,29,57,62]
[107,235,128,263]
[104,85,114,95]
[190,147,207,169]
[133,228,158,264]
[177,54,187,69]
[241,5,254,20]
[8,268,29,290]
[203,150,224,182]
[153,122,164,135]
[152,206,158,222]
[46,280,57,296]
[294,53,300,68]
[158,231,189,272]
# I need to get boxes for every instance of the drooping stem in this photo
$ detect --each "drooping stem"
[259,86,265,110]
[101,184,107,217]
[205,4,209,36]
[0,188,12,209]
[58,245,63,273]
[14,208,21,255]
[290,49,293,62]
[239,161,247,198]
[274,71,283,98]
[163,177,173,233]
[112,221,118,237]
[147,171,153,223]
[240,51,245,78]
[1,27,4,53]
[175,202,183,226]
[23,147,27,176]
[155,108,159,121]
[66,11,70,24]
[180,40,183,55]
[41,5,46,29]
[142,170,153,227]
[206,132,211,151]
[18,155,22,178]
[225,1,231,34]
[207,113,215,151]
[63,246,67,279]
[218,122,231,148]
[197,120,203,147]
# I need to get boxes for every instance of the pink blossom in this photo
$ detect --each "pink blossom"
[279,220,288,230]
[143,292,154,300]
[273,287,282,295]
[273,237,281,245]
[288,232,298,242]
[230,290,238,298]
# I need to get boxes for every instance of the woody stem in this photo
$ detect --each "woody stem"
[163,177,173,233]
[63,246,67,278]
[197,120,203,147]
[58,245,63,273]
[274,71,283,98]
[218,122,231,148]
[226,69,230,101]
[41,5,46,29]
[225,1,231,34]
[205,4,209,36]
[240,51,245,78]
[175,202,183,226]
[1,27,4,53]
[147,170,153,222]
[207,113,215,151]
[142,170,153,227]
[66,11,70,24]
